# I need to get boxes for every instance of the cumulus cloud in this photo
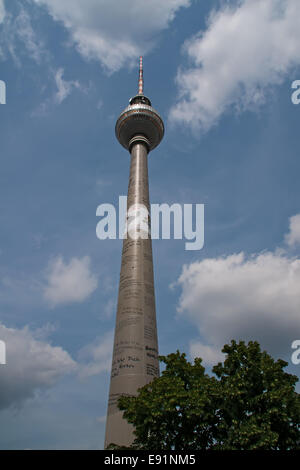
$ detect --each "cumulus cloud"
[190,341,224,366]
[170,0,300,131]
[285,214,300,247]
[0,323,76,409]
[44,256,98,306]
[176,241,300,364]
[77,330,113,379]
[32,0,191,72]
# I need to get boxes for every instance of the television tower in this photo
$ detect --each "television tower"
[104,57,164,448]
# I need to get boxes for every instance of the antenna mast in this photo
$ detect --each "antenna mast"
[138,56,144,95]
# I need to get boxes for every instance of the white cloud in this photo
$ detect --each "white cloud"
[32,0,191,72]
[190,341,224,366]
[0,323,76,409]
[0,321,114,410]
[176,250,300,362]
[0,5,46,65]
[16,6,45,63]
[54,68,81,104]
[77,330,113,379]
[31,68,84,116]
[0,0,6,24]
[285,214,300,247]
[44,256,98,306]
[170,0,300,131]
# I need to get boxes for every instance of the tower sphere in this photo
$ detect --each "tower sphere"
[115,93,164,152]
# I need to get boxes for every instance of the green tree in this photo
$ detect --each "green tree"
[212,340,300,450]
[117,341,300,450]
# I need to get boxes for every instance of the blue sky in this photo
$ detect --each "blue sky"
[0,0,300,449]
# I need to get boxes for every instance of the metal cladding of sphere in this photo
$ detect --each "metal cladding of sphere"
[115,94,164,152]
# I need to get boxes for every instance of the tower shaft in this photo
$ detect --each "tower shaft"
[104,141,159,448]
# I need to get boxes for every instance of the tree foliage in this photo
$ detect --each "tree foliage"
[116,341,300,450]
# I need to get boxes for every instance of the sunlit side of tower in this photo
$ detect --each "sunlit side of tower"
[104,58,164,448]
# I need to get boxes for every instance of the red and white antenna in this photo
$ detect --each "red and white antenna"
[138,56,144,95]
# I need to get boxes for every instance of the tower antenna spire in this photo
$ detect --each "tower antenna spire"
[138,56,144,95]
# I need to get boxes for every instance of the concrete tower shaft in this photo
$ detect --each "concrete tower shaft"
[104,58,164,448]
